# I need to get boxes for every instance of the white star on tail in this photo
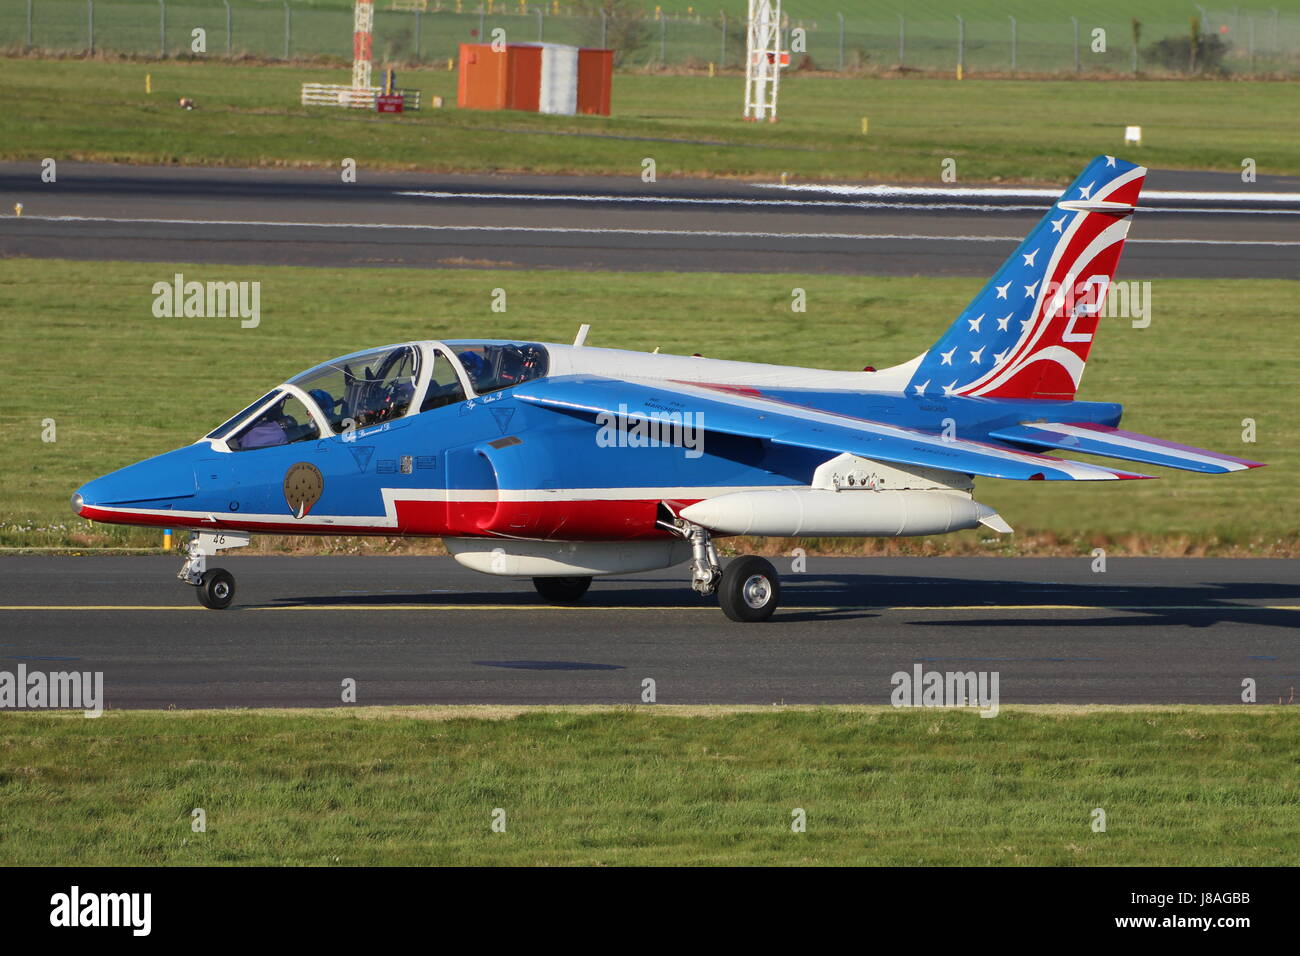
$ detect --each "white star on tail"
[993,348,1009,364]
[968,313,984,332]
[1078,181,1095,199]
[913,379,930,396]
[1051,215,1067,233]
[1024,280,1040,297]
[939,347,956,365]
[969,346,985,365]
[995,281,1011,299]
[1022,249,1038,266]
[1020,316,1034,331]
[942,381,959,397]
[996,313,1012,331]
[1105,155,1117,167]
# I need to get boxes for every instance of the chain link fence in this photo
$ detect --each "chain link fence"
[3,1,1297,75]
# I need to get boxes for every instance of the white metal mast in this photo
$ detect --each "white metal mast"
[743,0,784,122]
[351,0,375,91]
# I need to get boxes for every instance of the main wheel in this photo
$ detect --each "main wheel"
[718,556,780,622]
[196,568,236,610]
[532,575,592,604]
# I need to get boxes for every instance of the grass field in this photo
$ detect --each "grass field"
[0,706,1295,865]
[6,0,1297,75]
[0,259,1293,554]
[21,0,1279,16]
[2,58,1298,181]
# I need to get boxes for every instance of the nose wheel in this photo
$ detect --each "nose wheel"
[178,530,250,610]
[197,568,236,610]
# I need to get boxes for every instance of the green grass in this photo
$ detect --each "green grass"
[6,0,1297,75]
[1,706,1296,865]
[2,57,1299,181]
[0,259,1293,553]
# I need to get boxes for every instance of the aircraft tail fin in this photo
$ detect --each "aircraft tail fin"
[904,156,1146,402]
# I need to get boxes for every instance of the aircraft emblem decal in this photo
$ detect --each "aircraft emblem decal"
[490,406,515,434]
[283,462,324,519]
[349,445,375,473]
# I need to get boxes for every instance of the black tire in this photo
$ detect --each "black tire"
[718,556,780,623]
[196,568,236,610]
[532,575,592,604]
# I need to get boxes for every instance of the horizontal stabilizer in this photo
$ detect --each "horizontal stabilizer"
[988,422,1264,474]
[1056,200,1137,214]
[516,375,1154,482]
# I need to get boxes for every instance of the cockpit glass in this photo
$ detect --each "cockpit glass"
[227,392,320,451]
[206,391,278,440]
[290,345,421,432]
[450,342,548,395]
[420,351,468,413]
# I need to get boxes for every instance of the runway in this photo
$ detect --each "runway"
[1,163,1296,277]
[1,556,1296,709]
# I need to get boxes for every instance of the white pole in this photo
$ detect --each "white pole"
[352,0,374,90]
[743,0,782,121]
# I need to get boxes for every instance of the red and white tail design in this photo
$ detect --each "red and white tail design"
[906,156,1147,402]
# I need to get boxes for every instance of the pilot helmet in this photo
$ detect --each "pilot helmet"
[458,350,490,385]
[308,389,336,417]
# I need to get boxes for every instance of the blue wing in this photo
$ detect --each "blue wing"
[514,375,1153,481]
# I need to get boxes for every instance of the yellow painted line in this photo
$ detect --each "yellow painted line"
[0,604,1295,613]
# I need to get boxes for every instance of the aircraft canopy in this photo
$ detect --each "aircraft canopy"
[203,341,549,452]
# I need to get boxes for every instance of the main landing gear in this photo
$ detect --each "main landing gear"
[684,522,781,623]
[178,530,250,610]
[533,575,592,604]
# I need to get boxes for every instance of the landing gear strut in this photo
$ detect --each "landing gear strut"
[677,521,780,622]
[687,524,722,596]
[178,530,250,610]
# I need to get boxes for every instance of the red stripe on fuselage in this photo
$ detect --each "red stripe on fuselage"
[79,497,691,540]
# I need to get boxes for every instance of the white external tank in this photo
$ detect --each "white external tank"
[444,536,692,576]
[678,488,1011,537]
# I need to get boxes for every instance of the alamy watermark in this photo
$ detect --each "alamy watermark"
[151,272,260,328]
[595,404,704,459]
[891,664,1000,717]
[1042,277,1152,328]
[0,664,103,717]
[50,886,150,936]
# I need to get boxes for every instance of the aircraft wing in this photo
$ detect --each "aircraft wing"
[513,375,1152,481]
[988,422,1264,474]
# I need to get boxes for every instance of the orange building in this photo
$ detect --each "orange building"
[458,43,613,116]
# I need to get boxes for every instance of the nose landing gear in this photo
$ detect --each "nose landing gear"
[178,530,250,610]
[197,568,237,610]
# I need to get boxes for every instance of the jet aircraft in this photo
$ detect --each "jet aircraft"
[72,156,1262,621]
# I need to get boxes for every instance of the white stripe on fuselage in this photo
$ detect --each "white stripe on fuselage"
[87,485,786,531]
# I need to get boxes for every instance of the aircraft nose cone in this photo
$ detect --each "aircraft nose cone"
[73,446,202,523]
